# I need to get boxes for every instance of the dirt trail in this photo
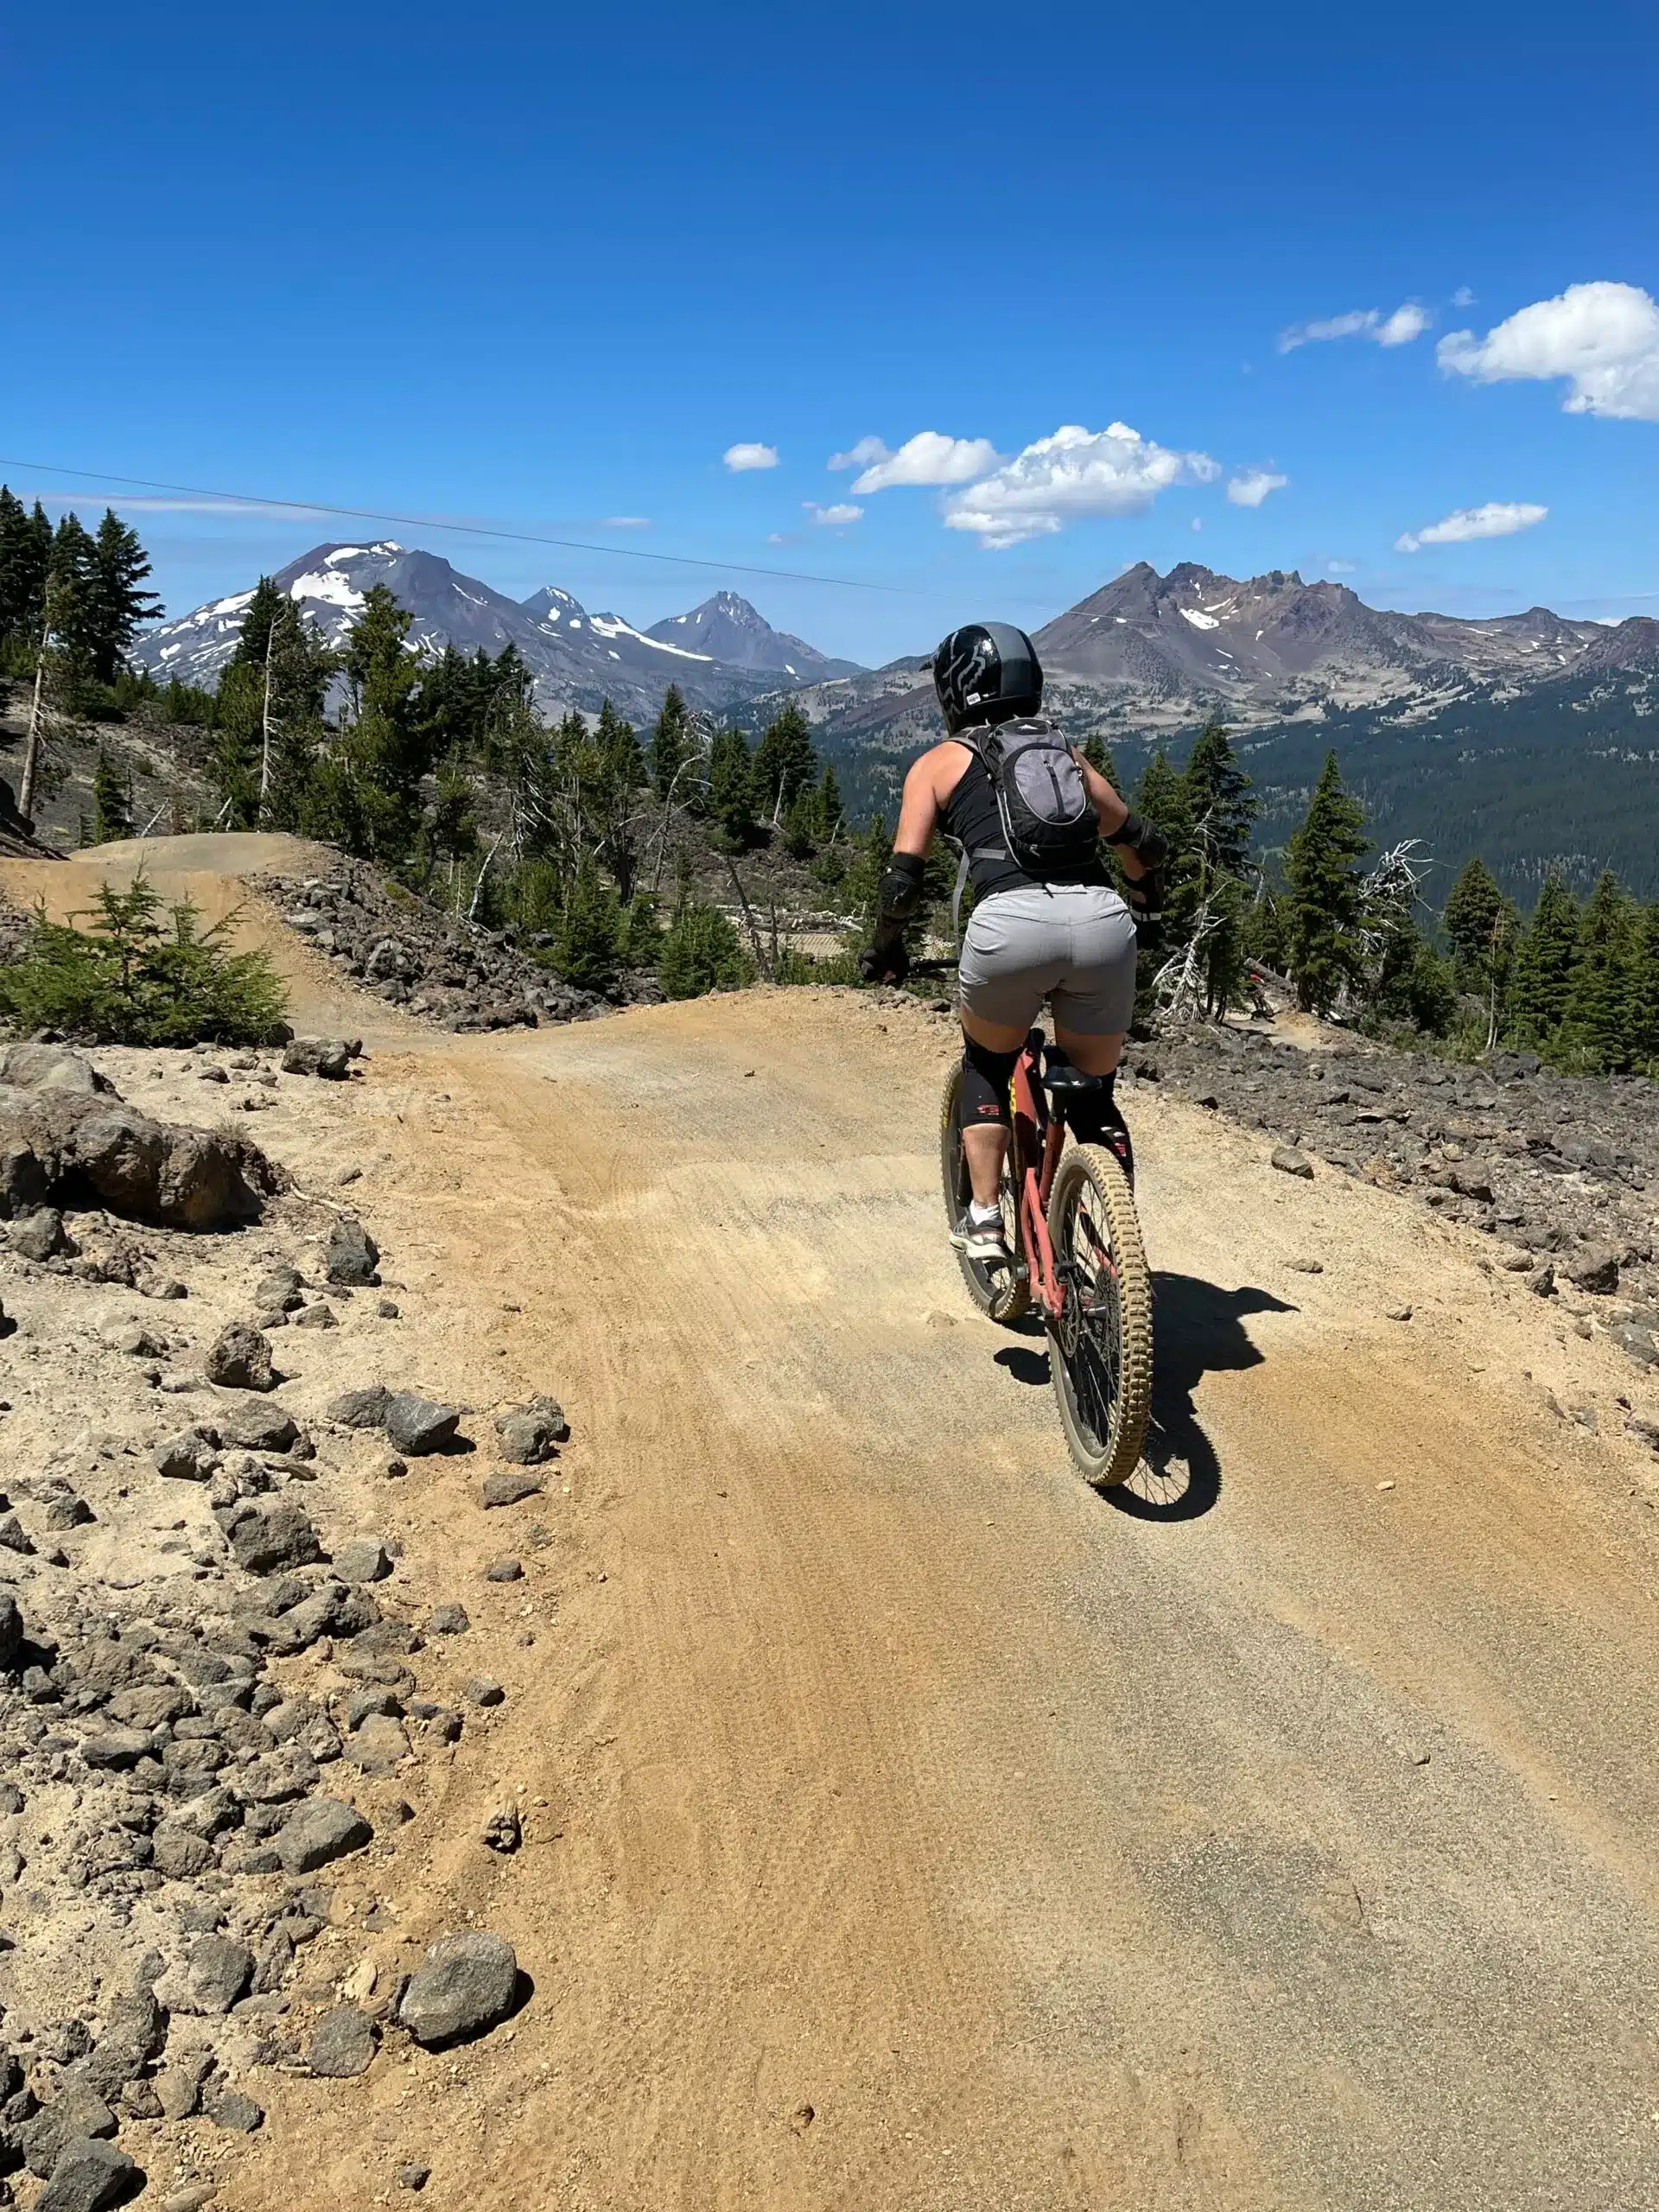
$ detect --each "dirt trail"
[8,842,1659,2209]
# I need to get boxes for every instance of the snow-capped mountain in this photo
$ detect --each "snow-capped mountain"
[132,543,863,721]
[645,590,861,679]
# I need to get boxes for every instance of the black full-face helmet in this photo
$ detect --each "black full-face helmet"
[927,621,1044,734]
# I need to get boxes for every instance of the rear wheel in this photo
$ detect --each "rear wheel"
[1046,1142,1152,1486]
[938,1061,1030,1324]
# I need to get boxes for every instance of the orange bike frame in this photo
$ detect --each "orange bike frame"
[1009,1036,1069,1319]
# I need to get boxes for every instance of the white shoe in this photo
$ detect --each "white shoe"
[951,1207,1012,1268]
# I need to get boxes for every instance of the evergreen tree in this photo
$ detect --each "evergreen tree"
[1285,752,1370,1014]
[1508,874,1580,1049]
[658,899,751,998]
[1135,748,1201,950]
[1558,870,1637,1071]
[649,683,694,801]
[752,702,817,824]
[1629,901,1659,1073]
[91,747,132,844]
[86,511,162,683]
[332,585,429,861]
[812,760,844,842]
[708,728,759,846]
[45,513,99,703]
[551,859,624,991]
[1442,856,1504,987]
[1182,721,1255,877]
[0,488,52,647]
[1081,735,1123,791]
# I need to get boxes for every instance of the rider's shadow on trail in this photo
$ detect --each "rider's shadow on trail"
[994,1274,1293,1522]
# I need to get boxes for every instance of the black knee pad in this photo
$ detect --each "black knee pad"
[960,1038,1020,1128]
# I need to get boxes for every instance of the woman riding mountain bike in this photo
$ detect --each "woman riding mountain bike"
[860,621,1166,1272]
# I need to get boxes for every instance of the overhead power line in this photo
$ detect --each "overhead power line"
[0,458,895,594]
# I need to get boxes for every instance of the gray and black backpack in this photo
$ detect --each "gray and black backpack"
[972,718,1097,876]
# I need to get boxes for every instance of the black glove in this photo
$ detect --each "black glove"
[860,940,910,986]
[1124,868,1165,926]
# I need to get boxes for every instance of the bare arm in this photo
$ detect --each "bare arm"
[1077,754,1146,879]
[893,749,946,859]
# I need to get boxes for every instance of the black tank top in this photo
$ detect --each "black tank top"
[938,739,1109,901]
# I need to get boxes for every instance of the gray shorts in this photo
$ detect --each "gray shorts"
[958,882,1138,1037]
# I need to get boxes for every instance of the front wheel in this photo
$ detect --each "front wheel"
[1046,1143,1153,1487]
[939,1062,1030,1324]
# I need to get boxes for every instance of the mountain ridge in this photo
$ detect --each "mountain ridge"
[131,542,862,721]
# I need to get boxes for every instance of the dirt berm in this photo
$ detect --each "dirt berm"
[3,836,1658,2211]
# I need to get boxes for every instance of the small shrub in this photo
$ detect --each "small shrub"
[658,902,752,1000]
[0,870,289,1046]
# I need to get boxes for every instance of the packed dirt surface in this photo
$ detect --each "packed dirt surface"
[3,840,1659,2212]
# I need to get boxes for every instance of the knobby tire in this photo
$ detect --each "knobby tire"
[1046,1142,1153,1488]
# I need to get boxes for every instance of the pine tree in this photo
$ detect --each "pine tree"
[551,859,624,991]
[658,899,751,999]
[0,487,53,648]
[334,585,429,861]
[1558,870,1637,1071]
[1183,721,1255,878]
[1285,752,1369,1014]
[1135,748,1200,948]
[752,702,817,824]
[1507,874,1580,1050]
[649,683,694,801]
[91,747,132,844]
[86,511,162,683]
[1629,901,1659,1073]
[1442,857,1503,987]
[708,728,759,847]
[812,761,844,843]
[1081,735,1123,792]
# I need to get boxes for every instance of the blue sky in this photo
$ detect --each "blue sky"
[3,0,1656,665]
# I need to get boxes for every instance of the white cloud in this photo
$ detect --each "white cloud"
[1328,560,1357,574]
[1191,517,1203,531]
[852,431,1001,493]
[803,501,863,527]
[603,516,651,529]
[1395,501,1548,553]
[1279,301,1431,353]
[722,442,779,472]
[1226,468,1288,508]
[942,423,1218,549]
[828,436,889,472]
[1437,281,1659,420]
[1452,285,1476,308]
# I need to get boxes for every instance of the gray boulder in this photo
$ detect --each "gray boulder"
[384,1394,461,1455]
[494,1397,568,1465]
[0,1591,25,1670]
[155,1433,219,1483]
[21,2088,118,2177]
[397,1930,519,2047]
[36,2138,139,2212]
[482,1470,543,1508]
[282,1037,353,1080]
[217,1402,301,1453]
[206,1321,276,1392]
[0,1080,279,1229]
[327,1383,391,1428]
[276,1796,372,1874]
[10,1205,75,1261]
[326,1216,379,1286]
[0,1044,114,1095]
[335,1538,391,1585]
[156,1935,253,2016]
[224,1500,322,1574]
[1566,1245,1620,1294]
[1270,1144,1315,1179]
[308,2005,378,2078]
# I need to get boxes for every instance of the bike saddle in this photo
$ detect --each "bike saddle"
[1043,1047,1103,1096]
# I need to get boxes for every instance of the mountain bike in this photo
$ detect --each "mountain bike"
[940,1029,1153,1488]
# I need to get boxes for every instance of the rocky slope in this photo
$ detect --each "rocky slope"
[0,1040,566,2209]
